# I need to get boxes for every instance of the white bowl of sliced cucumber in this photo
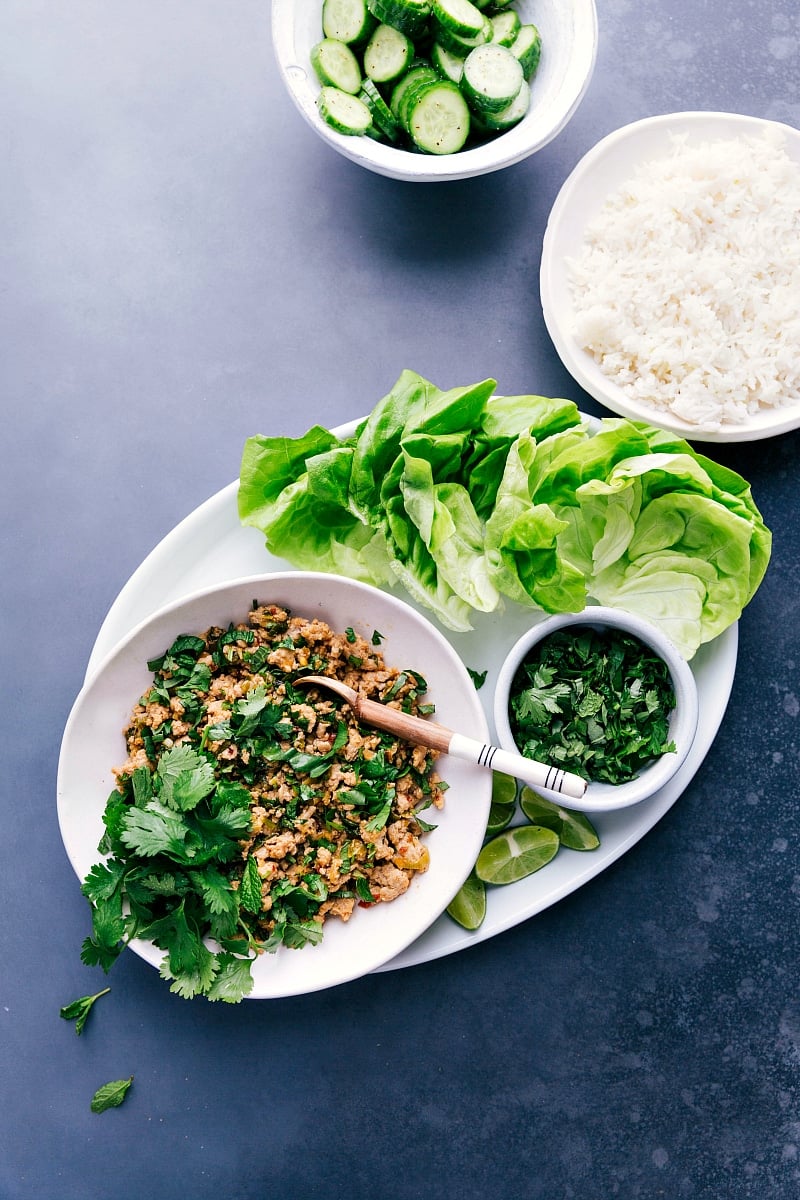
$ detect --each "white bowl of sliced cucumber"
[272,0,598,181]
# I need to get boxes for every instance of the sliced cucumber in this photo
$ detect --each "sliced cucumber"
[360,77,403,140]
[363,21,414,82]
[317,85,374,134]
[431,0,485,38]
[433,16,492,57]
[461,41,523,112]
[407,79,470,153]
[510,22,542,80]
[431,40,465,82]
[367,0,431,37]
[490,8,521,47]
[322,0,378,44]
[310,0,536,155]
[480,76,529,129]
[311,38,363,94]
[390,62,438,123]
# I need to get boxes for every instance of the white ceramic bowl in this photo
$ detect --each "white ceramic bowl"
[272,0,598,181]
[493,606,699,813]
[540,111,800,442]
[57,572,492,998]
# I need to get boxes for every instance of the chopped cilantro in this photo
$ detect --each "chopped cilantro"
[467,667,487,689]
[509,627,677,784]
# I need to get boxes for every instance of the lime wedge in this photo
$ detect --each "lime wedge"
[485,771,517,835]
[519,786,600,852]
[475,825,559,885]
[492,772,517,807]
[446,870,486,930]
[485,801,514,836]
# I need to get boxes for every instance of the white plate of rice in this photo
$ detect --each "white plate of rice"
[540,111,800,442]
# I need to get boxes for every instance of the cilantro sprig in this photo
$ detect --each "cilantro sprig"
[509,627,677,785]
[80,744,259,1002]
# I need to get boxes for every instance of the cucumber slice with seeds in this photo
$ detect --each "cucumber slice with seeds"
[408,79,470,153]
[490,8,521,47]
[433,16,492,57]
[431,0,485,38]
[322,0,378,44]
[461,41,523,112]
[431,40,465,82]
[311,38,363,95]
[480,76,529,129]
[510,23,542,80]
[317,85,374,135]
[363,22,414,82]
[391,62,438,123]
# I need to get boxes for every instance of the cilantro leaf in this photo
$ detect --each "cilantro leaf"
[90,1076,133,1113]
[120,801,191,859]
[80,892,129,972]
[155,746,215,811]
[205,953,255,1003]
[60,987,111,1035]
[81,859,125,904]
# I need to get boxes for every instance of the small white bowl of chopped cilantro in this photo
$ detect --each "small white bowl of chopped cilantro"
[57,572,492,1000]
[493,606,699,813]
[272,0,598,181]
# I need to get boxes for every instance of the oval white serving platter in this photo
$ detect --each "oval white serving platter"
[540,111,800,443]
[80,420,737,977]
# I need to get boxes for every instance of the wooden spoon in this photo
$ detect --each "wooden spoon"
[295,674,587,801]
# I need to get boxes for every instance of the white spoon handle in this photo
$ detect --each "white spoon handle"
[448,733,587,801]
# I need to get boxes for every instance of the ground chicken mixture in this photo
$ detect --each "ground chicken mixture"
[113,603,445,952]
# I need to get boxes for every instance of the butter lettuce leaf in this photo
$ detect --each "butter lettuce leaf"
[237,372,771,658]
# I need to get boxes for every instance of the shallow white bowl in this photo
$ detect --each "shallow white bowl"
[540,111,800,442]
[57,572,491,998]
[272,0,598,181]
[493,606,699,813]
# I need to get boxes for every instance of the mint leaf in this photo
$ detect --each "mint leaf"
[60,987,111,1035]
[91,1076,133,1113]
[239,856,262,915]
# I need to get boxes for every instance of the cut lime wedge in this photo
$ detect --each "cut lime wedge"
[446,870,486,930]
[519,786,600,851]
[475,825,559,885]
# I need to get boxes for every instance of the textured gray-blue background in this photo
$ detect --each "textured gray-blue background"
[2,1,799,1196]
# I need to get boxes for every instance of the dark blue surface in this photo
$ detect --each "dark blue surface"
[2,2,799,1197]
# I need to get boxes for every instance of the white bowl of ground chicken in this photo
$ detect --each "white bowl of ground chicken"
[540,112,800,442]
[57,573,492,999]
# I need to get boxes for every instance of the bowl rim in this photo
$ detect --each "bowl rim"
[540,109,800,442]
[271,0,599,181]
[493,605,700,813]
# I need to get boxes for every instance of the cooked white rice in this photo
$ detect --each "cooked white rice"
[568,128,800,430]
